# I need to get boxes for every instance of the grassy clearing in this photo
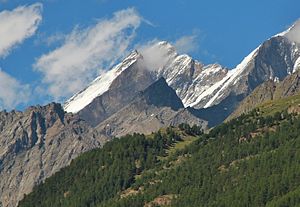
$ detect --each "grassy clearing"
[258,94,300,116]
[166,136,198,156]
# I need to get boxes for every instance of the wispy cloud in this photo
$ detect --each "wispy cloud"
[0,69,30,110]
[34,8,142,100]
[44,33,66,45]
[138,40,175,71]
[34,32,66,46]
[137,33,200,71]
[284,19,300,43]
[0,3,42,110]
[174,34,198,54]
[0,3,42,58]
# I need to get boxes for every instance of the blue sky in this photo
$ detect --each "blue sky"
[0,0,299,110]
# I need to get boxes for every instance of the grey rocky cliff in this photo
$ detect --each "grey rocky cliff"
[0,103,103,207]
[78,60,156,127]
[95,78,207,138]
[228,70,300,120]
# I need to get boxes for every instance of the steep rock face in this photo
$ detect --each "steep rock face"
[64,51,141,113]
[95,78,207,138]
[228,70,300,120]
[0,103,102,207]
[78,60,156,127]
[273,70,300,97]
[138,77,184,111]
[247,36,299,88]
[190,36,300,125]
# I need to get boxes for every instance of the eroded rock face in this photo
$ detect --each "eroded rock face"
[228,70,300,120]
[95,78,207,138]
[78,61,156,127]
[0,103,103,207]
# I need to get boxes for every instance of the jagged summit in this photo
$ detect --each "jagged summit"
[0,102,102,207]
[63,41,177,114]
[63,41,228,114]
[63,27,300,127]
[157,41,177,54]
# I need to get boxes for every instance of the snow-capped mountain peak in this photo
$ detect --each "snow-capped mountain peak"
[157,41,177,53]
[64,32,300,126]
[202,46,260,108]
[64,50,141,113]
[63,40,224,114]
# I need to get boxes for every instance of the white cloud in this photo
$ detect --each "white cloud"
[138,40,175,71]
[137,34,199,71]
[44,33,66,45]
[0,3,42,58]
[284,19,300,43]
[174,34,198,54]
[34,32,66,46]
[0,69,30,110]
[35,8,141,100]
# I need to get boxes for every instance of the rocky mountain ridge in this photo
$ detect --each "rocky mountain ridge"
[95,78,207,138]
[0,78,208,207]
[228,69,300,120]
[64,24,300,127]
[0,103,103,207]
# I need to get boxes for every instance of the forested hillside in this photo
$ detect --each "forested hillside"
[18,123,202,207]
[19,95,300,207]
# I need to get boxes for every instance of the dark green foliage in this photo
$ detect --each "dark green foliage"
[19,129,182,207]
[19,109,300,207]
[178,123,203,136]
[98,110,300,207]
